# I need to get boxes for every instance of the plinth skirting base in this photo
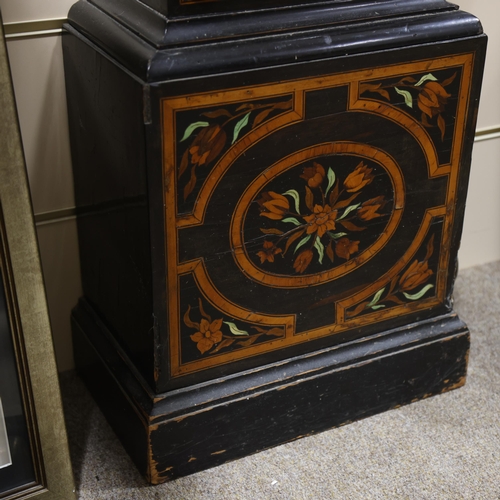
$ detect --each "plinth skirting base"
[72,298,469,484]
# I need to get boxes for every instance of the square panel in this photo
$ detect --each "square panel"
[162,52,475,377]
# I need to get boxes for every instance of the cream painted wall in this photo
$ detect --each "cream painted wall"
[459,1,500,130]
[456,0,500,268]
[6,36,74,214]
[0,0,73,23]
[0,0,498,371]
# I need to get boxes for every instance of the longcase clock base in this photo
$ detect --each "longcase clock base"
[72,298,469,484]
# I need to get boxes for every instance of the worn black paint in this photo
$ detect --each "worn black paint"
[73,298,469,481]
[63,0,486,483]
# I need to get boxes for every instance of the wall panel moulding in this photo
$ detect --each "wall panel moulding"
[3,19,66,38]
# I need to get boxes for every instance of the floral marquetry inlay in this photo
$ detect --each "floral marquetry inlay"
[346,232,439,319]
[253,159,389,273]
[176,95,293,214]
[162,52,474,377]
[232,142,404,288]
[359,68,461,166]
[184,298,285,356]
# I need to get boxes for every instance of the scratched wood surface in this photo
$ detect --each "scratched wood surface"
[73,300,470,483]
[134,0,455,21]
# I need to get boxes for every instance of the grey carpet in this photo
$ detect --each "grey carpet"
[60,260,500,499]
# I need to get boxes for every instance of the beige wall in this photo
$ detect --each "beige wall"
[0,0,73,23]
[454,0,500,268]
[0,0,498,372]
[1,1,80,373]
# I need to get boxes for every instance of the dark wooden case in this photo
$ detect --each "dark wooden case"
[62,0,486,483]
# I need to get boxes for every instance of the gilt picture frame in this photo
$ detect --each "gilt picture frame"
[0,12,75,500]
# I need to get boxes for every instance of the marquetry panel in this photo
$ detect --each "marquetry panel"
[162,52,474,377]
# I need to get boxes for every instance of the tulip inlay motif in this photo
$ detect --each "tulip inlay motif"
[184,298,285,355]
[347,233,436,318]
[177,97,293,203]
[249,159,390,275]
[360,71,457,141]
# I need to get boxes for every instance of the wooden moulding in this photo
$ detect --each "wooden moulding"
[82,0,458,47]
[66,1,483,81]
[72,297,469,483]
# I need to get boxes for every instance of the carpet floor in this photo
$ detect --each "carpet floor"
[60,260,500,499]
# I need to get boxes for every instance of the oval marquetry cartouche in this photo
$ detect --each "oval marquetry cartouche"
[233,142,404,288]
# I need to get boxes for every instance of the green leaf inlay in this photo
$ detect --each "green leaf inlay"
[415,73,438,87]
[282,189,301,215]
[223,321,249,336]
[180,121,209,142]
[327,232,348,240]
[403,284,434,301]
[232,112,251,144]
[282,217,302,226]
[394,87,413,108]
[294,235,311,253]
[367,287,385,308]
[325,168,336,197]
[314,236,325,264]
[337,203,361,221]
